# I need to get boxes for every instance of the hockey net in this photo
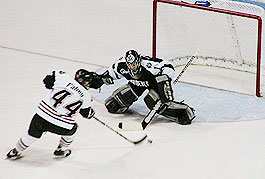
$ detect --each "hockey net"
[153,0,265,97]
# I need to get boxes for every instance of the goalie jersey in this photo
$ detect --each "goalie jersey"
[106,56,176,96]
[37,71,92,130]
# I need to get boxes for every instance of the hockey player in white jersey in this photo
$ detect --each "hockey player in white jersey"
[99,50,195,127]
[6,69,102,160]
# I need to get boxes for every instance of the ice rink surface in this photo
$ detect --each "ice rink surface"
[1,0,265,179]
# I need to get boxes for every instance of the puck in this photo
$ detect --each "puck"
[118,122,122,129]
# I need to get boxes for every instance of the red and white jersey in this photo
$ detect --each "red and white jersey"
[37,71,92,129]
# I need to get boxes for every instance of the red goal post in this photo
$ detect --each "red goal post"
[153,0,264,97]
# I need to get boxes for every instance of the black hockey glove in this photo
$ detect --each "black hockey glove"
[79,107,95,119]
[88,73,104,89]
[43,71,55,89]
[99,71,114,85]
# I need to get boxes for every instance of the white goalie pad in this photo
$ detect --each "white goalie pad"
[105,84,138,113]
[144,89,195,124]
[161,101,195,123]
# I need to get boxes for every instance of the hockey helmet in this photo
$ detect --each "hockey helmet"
[125,50,142,78]
[75,69,103,89]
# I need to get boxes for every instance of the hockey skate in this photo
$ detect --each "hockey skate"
[6,148,22,160]
[53,145,71,158]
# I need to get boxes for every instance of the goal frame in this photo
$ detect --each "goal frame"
[152,0,263,97]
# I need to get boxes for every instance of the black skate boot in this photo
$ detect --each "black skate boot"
[6,148,22,160]
[53,145,71,158]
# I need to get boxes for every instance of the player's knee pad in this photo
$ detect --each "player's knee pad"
[160,101,195,125]
[105,84,138,113]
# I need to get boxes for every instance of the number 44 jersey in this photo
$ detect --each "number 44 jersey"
[37,71,92,130]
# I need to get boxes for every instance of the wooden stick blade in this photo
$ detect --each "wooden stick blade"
[132,134,148,145]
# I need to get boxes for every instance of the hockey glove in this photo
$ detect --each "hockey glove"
[43,71,55,89]
[79,107,95,119]
[88,73,104,89]
[99,71,114,85]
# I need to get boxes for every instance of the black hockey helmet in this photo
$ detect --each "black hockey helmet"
[125,50,142,78]
[75,69,103,89]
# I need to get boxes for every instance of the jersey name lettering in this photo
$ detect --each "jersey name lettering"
[67,83,84,97]
[129,80,149,87]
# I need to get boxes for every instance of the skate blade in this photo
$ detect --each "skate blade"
[53,155,70,160]
[5,155,24,161]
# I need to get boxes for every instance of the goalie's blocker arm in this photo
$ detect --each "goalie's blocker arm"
[155,74,174,103]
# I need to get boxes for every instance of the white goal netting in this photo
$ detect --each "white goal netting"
[154,0,265,96]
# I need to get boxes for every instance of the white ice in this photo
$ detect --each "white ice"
[1,0,265,179]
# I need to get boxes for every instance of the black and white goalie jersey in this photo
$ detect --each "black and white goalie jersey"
[106,56,176,96]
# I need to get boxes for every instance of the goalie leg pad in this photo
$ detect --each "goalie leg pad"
[105,84,138,113]
[160,101,195,125]
[105,96,128,113]
[144,90,195,124]
[144,89,160,110]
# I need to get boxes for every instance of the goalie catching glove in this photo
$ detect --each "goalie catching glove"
[98,71,114,85]
[84,72,104,89]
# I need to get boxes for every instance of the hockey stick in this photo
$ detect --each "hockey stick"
[119,49,199,131]
[118,101,162,130]
[93,116,147,144]
[173,53,198,84]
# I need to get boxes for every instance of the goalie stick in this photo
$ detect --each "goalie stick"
[173,53,198,84]
[93,116,147,144]
[118,101,162,130]
[118,49,199,131]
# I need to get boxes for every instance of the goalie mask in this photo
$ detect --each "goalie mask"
[75,69,103,89]
[125,50,142,79]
